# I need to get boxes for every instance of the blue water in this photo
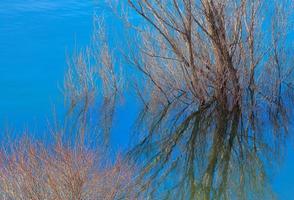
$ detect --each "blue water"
[0,0,94,130]
[0,1,293,198]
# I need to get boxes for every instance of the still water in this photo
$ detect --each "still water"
[0,0,94,129]
[0,1,293,199]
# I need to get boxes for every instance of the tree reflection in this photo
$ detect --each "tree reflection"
[121,0,294,199]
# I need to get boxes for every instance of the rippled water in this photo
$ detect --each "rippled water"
[0,1,95,128]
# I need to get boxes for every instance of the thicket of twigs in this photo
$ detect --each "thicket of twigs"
[0,137,132,200]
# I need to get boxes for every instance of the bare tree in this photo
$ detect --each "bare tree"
[111,0,294,199]
[0,136,133,200]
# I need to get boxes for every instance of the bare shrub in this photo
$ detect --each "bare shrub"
[0,16,131,200]
[0,137,133,200]
[63,20,123,145]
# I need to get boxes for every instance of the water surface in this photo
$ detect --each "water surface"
[0,1,293,198]
[0,0,95,129]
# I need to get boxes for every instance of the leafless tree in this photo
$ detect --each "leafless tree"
[0,136,133,200]
[108,0,294,199]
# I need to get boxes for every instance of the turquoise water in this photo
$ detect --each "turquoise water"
[0,1,293,198]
